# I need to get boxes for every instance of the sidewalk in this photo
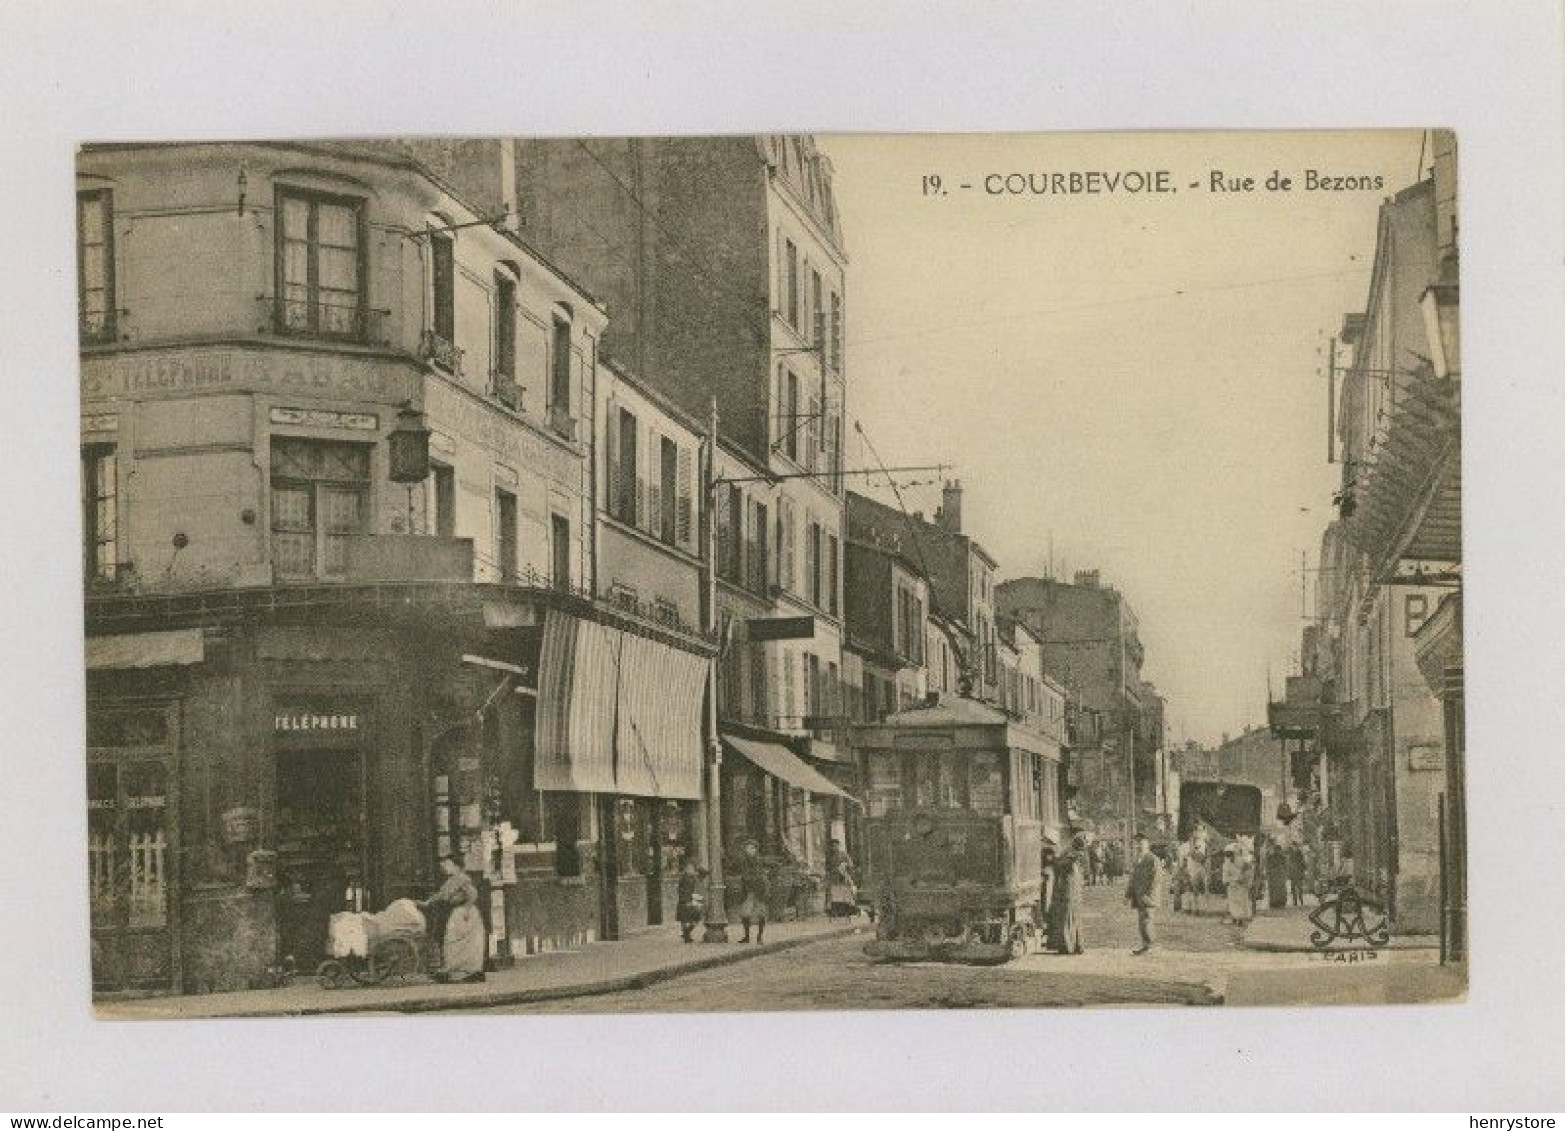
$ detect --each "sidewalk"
[1240,904,1438,953]
[97,917,857,1020]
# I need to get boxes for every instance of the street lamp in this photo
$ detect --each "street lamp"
[389,402,431,535]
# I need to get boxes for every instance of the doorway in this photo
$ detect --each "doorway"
[88,749,176,993]
[274,747,366,970]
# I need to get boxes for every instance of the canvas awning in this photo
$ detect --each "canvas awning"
[534,608,707,800]
[722,733,859,805]
[86,628,205,670]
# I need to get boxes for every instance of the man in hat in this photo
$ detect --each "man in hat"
[732,837,771,943]
[1125,833,1163,955]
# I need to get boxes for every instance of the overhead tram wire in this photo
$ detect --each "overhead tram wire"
[852,419,939,602]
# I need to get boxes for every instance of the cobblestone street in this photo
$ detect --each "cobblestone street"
[483,884,1448,1013]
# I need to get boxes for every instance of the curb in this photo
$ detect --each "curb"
[1239,937,1438,954]
[125,926,860,1019]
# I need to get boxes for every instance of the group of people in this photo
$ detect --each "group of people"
[1039,831,1165,956]
[672,836,862,946]
[1168,828,1311,925]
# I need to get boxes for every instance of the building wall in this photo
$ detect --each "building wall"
[77,142,601,595]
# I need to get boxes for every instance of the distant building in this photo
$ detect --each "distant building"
[995,571,1157,842]
[846,482,1000,701]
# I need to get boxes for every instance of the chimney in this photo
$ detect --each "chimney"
[1074,569,1100,589]
[937,480,963,533]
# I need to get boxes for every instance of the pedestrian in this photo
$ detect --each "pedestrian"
[419,854,486,983]
[1185,837,1209,915]
[1126,833,1163,955]
[826,839,858,919]
[1047,833,1087,954]
[675,860,707,943]
[1038,838,1058,928]
[1171,840,1190,913]
[732,837,771,944]
[1222,844,1254,926]
[1287,841,1308,907]
[1266,836,1289,910]
[1085,840,1102,887]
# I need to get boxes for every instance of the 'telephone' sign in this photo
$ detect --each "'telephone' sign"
[274,712,360,733]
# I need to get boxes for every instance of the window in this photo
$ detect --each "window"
[784,238,799,328]
[77,191,114,342]
[270,439,370,578]
[494,272,517,386]
[829,290,843,372]
[429,463,456,538]
[754,501,769,595]
[1405,594,1431,637]
[827,533,839,616]
[726,484,744,582]
[808,521,823,608]
[750,646,768,723]
[277,189,364,339]
[659,436,678,544]
[804,652,821,723]
[495,487,518,582]
[550,317,572,413]
[612,407,638,524]
[782,369,801,461]
[810,268,823,346]
[82,445,117,582]
[430,232,455,346]
[551,513,571,591]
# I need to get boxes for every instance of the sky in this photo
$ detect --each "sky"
[821,130,1429,747]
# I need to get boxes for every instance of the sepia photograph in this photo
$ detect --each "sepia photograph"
[76,129,1466,1018]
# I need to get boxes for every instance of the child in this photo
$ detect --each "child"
[676,861,707,943]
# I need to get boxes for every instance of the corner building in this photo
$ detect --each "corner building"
[78,142,711,996]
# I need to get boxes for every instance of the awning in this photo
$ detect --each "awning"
[723,733,860,805]
[86,628,205,670]
[534,608,707,800]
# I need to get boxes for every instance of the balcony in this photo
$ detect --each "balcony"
[272,297,386,345]
[340,535,474,583]
[491,373,524,412]
[420,330,464,375]
[547,404,577,441]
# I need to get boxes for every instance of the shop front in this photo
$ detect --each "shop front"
[529,607,710,943]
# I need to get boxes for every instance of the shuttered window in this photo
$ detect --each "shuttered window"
[77,190,115,343]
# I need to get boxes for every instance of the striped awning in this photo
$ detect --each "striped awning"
[723,733,859,804]
[533,608,707,799]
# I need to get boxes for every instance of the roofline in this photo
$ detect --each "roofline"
[80,139,609,316]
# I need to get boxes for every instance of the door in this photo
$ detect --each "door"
[88,755,176,992]
[274,747,366,970]
[595,794,620,940]
[645,802,664,926]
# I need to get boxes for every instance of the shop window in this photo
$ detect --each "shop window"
[269,438,370,578]
[82,444,118,583]
[276,188,364,339]
[77,189,115,343]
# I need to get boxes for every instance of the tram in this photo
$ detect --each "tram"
[852,693,1064,963]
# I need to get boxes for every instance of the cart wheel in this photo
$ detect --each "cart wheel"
[316,960,347,990]
[378,937,420,982]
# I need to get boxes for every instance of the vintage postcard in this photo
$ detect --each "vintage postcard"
[78,130,1463,1017]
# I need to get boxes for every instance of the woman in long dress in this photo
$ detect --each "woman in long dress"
[1266,837,1289,910]
[423,854,486,983]
[1048,835,1087,954]
[1223,846,1254,925]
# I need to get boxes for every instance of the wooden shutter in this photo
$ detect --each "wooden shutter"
[782,651,796,727]
[605,398,620,519]
[676,442,693,546]
[646,425,662,538]
[780,499,795,593]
